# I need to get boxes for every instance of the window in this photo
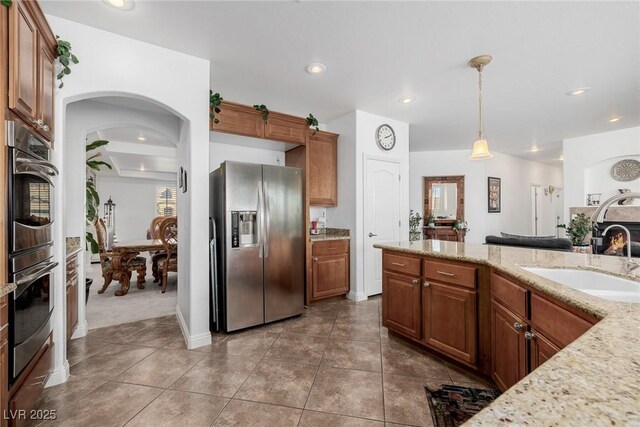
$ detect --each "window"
[156,186,177,216]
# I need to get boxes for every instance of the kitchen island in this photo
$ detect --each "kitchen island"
[374,239,640,426]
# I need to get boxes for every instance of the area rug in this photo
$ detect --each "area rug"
[424,384,501,427]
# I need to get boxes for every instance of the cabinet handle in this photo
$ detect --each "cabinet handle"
[42,124,50,132]
[524,331,536,341]
[436,270,455,277]
[513,322,525,332]
[328,247,336,250]
[423,281,430,287]
[313,257,318,261]
[391,262,406,267]
[411,279,419,284]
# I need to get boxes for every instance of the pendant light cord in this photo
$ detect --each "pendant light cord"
[478,66,484,140]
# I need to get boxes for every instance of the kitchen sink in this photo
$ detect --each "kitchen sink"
[521,267,640,303]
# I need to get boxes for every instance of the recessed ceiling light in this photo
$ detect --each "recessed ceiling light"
[559,154,564,161]
[608,117,621,123]
[306,63,326,74]
[140,164,145,171]
[398,97,415,104]
[530,145,539,152]
[137,136,146,141]
[103,0,134,10]
[566,87,590,96]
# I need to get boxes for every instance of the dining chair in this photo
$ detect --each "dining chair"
[148,215,167,283]
[95,218,147,294]
[157,216,178,293]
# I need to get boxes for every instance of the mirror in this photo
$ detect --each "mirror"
[424,176,465,225]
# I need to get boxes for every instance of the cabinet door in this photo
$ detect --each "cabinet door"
[423,281,477,364]
[211,102,264,138]
[264,116,307,145]
[491,301,527,391]
[1,327,8,427]
[529,329,560,371]
[8,0,39,124]
[312,254,349,300]
[308,132,338,206]
[37,36,55,142]
[66,285,73,340]
[382,271,421,340]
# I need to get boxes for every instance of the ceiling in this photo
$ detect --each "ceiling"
[42,1,640,165]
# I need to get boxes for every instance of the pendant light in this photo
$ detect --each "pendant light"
[468,55,494,160]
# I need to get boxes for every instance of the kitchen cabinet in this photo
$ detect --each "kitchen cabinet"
[66,254,78,340]
[8,0,56,142]
[423,281,477,364]
[491,300,527,390]
[308,131,338,206]
[529,328,560,370]
[211,101,264,138]
[311,240,349,301]
[382,270,422,340]
[264,115,308,145]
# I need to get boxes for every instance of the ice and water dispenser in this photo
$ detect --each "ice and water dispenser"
[230,211,257,248]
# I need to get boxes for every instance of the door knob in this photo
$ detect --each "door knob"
[368,232,377,237]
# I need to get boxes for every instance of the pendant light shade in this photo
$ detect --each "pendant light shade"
[468,55,493,160]
[470,139,493,160]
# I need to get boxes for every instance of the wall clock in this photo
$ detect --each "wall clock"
[376,124,396,151]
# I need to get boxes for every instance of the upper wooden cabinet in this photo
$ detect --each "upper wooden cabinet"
[211,101,263,138]
[264,115,308,145]
[308,131,338,206]
[8,0,56,142]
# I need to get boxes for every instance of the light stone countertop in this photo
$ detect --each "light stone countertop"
[309,228,351,242]
[310,235,351,242]
[373,239,640,426]
[0,282,16,298]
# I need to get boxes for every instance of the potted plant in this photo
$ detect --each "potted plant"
[426,213,436,228]
[557,213,591,246]
[409,210,422,241]
[454,219,470,235]
[85,140,112,254]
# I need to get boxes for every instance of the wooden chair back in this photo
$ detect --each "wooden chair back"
[95,218,109,254]
[158,216,178,258]
[149,216,166,239]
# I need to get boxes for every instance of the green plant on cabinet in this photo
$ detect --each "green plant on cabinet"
[56,36,79,88]
[210,91,223,124]
[86,140,112,253]
[253,104,270,122]
[306,114,319,134]
[1,0,13,8]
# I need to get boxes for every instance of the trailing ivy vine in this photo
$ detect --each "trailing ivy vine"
[56,36,79,88]
[306,113,319,134]
[209,91,223,124]
[253,104,270,122]
[1,0,13,8]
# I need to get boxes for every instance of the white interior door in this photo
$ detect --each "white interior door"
[364,157,400,297]
[530,185,541,235]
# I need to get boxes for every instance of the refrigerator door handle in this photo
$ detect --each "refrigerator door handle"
[209,218,218,330]
[257,181,264,258]
[264,181,270,258]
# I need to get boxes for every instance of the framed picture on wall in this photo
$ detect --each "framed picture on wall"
[488,177,501,213]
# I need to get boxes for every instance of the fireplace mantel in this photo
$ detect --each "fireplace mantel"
[570,206,640,222]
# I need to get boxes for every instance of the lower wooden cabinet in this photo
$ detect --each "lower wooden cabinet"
[423,281,477,364]
[66,254,79,340]
[491,301,527,390]
[382,271,422,340]
[529,328,560,370]
[310,240,350,302]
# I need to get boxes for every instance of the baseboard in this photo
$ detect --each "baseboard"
[46,360,69,388]
[71,320,88,339]
[347,290,368,302]
[176,305,212,350]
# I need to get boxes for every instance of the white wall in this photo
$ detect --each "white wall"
[48,15,211,387]
[327,111,410,301]
[97,177,176,242]
[563,126,640,221]
[209,141,283,172]
[409,150,563,243]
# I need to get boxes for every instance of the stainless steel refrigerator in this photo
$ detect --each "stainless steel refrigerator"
[209,161,304,332]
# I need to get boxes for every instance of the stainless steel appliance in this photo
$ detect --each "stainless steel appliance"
[5,120,57,382]
[210,161,304,332]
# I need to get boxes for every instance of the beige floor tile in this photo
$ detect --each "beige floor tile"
[187,333,230,352]
[299,410,385,426]
[48,381,162,427]
[306,366,384,421]
[263,333,328,366]
[283,315,336,338]
[212,399,301,427]
[32,375,107,411]
[213,330,279,356]
[234,360,317,408]
[86,320,150,343]
[170,353,259,397]
[381,339,450,380]
[126,389,228,427]
[66,337,113,367]
[70,344,157,380]
[126,323,183,348]
[115,348,205,388]
[321,339,382,372]
[383,374,435,426]
[446,363,496,389]
[330,320,380,343]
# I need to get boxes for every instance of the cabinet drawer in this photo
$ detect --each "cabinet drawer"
[383,252,421,277]
[10,341,54,425]
[312,240,349,256]
[490,273,528,319]
[424,259,476,289]
[530,294,593,348]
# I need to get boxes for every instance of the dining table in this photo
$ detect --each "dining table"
[110,239,176,296]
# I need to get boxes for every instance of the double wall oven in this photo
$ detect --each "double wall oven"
[6,120,57,382]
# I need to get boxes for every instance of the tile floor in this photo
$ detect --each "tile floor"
[32,296,494,427]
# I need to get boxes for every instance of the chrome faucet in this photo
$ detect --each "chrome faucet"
[590,192,640,255]
[602,224,639,272]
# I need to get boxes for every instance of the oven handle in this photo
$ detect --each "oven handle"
[15,261,58,288]
[14,170,54,186]
[15,158,59,176]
